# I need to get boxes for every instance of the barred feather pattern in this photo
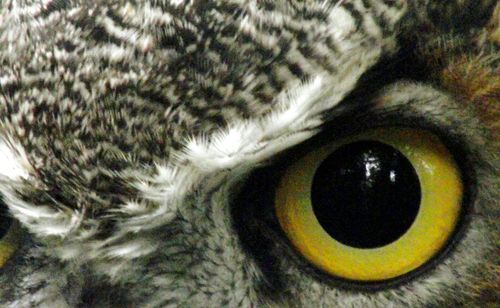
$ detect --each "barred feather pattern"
[0,0,498,307]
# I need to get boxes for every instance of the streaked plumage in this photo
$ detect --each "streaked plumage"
[0,1,498,306]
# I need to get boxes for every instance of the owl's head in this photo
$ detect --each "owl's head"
[0,1,498,307]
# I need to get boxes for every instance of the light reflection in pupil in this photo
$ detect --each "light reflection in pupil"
[311,141,421,249]
[390,170,396,183]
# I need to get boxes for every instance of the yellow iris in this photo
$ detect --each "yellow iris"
[275,128,463,281]
[0,216,19,268]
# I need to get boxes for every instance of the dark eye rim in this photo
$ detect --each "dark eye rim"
[232,122,477,291]
[0,198,12,240]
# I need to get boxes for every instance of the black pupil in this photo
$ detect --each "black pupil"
[311,141,421,249]
[0,198,11,239]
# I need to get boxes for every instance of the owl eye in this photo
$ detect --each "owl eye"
[275,128,464,282]
[0,199,19,268]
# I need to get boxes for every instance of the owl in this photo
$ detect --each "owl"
[0,0,498,307]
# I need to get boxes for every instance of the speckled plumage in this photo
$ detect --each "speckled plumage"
[0,0,498,307]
